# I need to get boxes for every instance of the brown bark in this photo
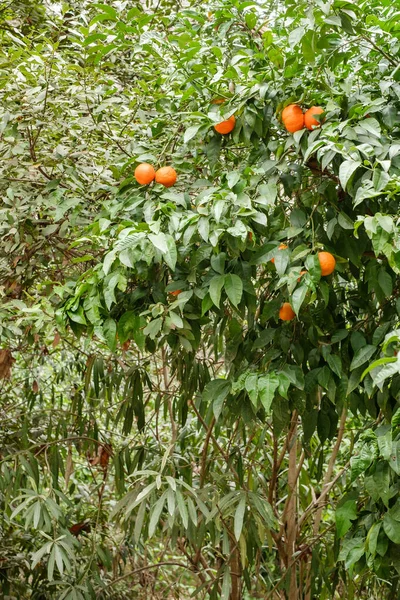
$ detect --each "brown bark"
[286,417,298,600]
[303,408,347,600]
[229,543,242,600]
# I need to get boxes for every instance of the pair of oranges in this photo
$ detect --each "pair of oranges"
[277,251,336,321]
[282,104,325,133]
[134,163,177,187]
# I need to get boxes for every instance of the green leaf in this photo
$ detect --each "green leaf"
[103,318,117,351]
[291,285,307,316]
[383,514,400,544]
[258,374,279,414]
[134,500,147,542]
[339,159,361,190]
[234,495,246,541]
[209,275,225,307]
[336,496,357,538]
[224,274,243,308]
[202,379,231,420]
[227,171,241,189]
[378,270,393,297]
[143,318,162,339]
[252,328,275,350]
[184,124,202,143]
[221,568,231,600]
[350,345,377,370]
[350,444,374,481]
[372,461,390,506]
[176,490,189,529]
[361,356,397,382]
[367,522,381,556]
[327,354,342,378]
[93,3,118,19]
[376,425,392,460]
[389,441,400,475]
[148,492,167,537]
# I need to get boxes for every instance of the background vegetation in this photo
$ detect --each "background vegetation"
[1,0,400,598]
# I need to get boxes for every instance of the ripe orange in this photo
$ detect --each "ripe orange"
[155,166,177,188]
[271,243,288,264]
[304,106,325,130]
[134,163,156,185]
[214,115,236,135]
[281,104,304,133]
[279,302,296,321]
[318,251,336,276]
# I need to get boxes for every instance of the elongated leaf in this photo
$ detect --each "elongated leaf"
[224,274,243,308]
[339,159,361,190]
[209,275,225,307]
[176,490,189,529]
[148,492,167,537]
[291,285,307,316]
[258,374,279,413]
[383,514,400,544]
[202,379,231,420]
[234,495,246,541]
[221,568,231,600]
[350,345,377,370]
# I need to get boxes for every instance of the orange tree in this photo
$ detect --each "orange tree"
[1,0,400,598]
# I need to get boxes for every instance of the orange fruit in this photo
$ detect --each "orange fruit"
[271,243,288,264]
[279,302,296,321]
[134,163,156,185]
[214,115,236,135]
[155,166,177,188]
[169,290,181,297]
[297,270,307,282]
[304,106,325,130]
[281,104,304,133]
[318,251,336,276]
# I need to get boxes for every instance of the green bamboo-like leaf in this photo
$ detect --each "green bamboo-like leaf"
[234,495,246,541]
[176,490,189,529]
[148,491,167,537]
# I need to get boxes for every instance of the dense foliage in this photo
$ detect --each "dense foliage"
[1,0,400,598]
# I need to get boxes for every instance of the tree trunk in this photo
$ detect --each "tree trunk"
[286,420,298,600]
[229,544,242,600]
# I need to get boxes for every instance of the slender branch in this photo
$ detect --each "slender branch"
[361,34,399,67]
[298,461,350,529]
[286,416,298,599]
[265,525,335,600]
[311,408,347,536]
[95,561,191,595]
[199,416,216,487]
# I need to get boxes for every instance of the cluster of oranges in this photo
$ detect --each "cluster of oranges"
[134,99,236,187]
[133,97,333,321]
[281,104,325,133]
[134,101,324,186]
[277,250,336,321]
[134,163,177,188]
